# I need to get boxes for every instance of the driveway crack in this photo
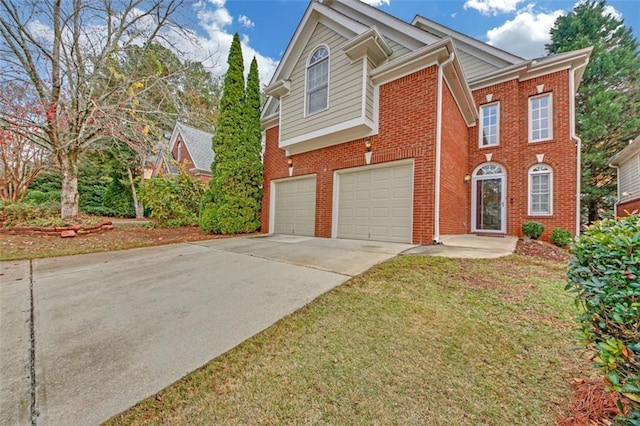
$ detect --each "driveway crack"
[29,259,37,425]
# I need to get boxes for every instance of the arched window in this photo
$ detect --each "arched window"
[475,163,504,177]
[306,46,329,115]
[529,164,553,215]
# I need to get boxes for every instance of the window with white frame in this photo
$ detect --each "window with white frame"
[479,103,499,147]
[306,46,329,115]
[529,164,553,215]
[529,93,553,142]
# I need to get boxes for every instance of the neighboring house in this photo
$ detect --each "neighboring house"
[260,0,592,244]
[166,122,215,182]
[610,135,640,217]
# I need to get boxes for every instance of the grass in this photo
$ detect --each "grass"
[106,254,591,425]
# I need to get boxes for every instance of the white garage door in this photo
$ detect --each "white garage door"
[273,176,316,236]
[336,162,413,243]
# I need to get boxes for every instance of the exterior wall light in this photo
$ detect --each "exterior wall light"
[287,157,294,177]
[464,173,471,183]
[365,137,372,165]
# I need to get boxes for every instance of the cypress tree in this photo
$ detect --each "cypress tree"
[200,35,263,233]
[241,57,264,230]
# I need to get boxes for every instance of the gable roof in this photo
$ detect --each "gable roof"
[610,135,640,167]
[168,122,215,173]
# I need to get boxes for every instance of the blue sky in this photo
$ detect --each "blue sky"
[184,0,639,84]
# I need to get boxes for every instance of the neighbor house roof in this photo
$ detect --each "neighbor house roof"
[610,135,640,166]
[168,122,215,174]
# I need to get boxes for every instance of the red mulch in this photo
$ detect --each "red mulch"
[515,237,572,263]
[558,378,628,426]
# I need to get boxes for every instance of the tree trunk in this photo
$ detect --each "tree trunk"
[587,200,599,224]
[127,167,144,219]
[59,151,79,220]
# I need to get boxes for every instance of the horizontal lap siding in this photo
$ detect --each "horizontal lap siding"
[618,155,640,204]
[263,66,440,244]
[281,23,363,141]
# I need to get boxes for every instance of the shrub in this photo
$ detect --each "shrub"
[139,173,205,227]
[550,228,573,247]
[566,216,640,422]
[522,221,545,239]
[102,177,135,218]
[199,202,217,233]
[0,200,61,226]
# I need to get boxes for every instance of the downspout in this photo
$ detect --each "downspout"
[569,57,589,236]
[610,163,620,217]
[433,51,455,244]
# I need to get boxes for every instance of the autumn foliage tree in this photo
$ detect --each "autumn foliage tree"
[0,0,190,220]
[0,84,50,202]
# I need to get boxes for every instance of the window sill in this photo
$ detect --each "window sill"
[528,138,555,145]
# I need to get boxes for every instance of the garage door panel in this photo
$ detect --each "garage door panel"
[273,177,316,237]
[337,163,412,243]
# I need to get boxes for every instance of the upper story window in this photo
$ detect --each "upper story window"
[529,93,553,143]
[529,164,553,215]
[479,102,499,147]
[306,46,329,116]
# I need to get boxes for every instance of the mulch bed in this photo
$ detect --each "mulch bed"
[558,378,628,426]
[515,237,572,263]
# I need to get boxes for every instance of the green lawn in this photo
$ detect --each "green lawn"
[106,254,591,425]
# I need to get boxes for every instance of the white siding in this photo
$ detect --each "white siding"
[457,50,502,81]
[385,37,411,60]
[281,23,364,141]
[619,154,640,203]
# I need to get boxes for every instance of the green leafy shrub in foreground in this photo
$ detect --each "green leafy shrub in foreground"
[567,216,640,422]
[139,172,206,227]
[551,228,573,247]
[522,221,545,239]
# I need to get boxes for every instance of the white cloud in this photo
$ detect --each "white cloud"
[603,4,622,20]
[174,2,277,84]
[486,6,564,58]
[238,15,254,28]
[464,0,523,16]
[359,0,390,6]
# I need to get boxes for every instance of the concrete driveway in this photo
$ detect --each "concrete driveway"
[0,235,411,425]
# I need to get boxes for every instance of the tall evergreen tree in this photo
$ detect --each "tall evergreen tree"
[547,0,640,223]
[241,57,264,228]
[200,34,263,233]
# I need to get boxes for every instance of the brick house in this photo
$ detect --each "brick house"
[261,0,592,244]
[610,135,640,217]
[164,122,215,183]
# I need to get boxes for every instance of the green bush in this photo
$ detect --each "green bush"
[0,200,61,226]
[566,216,640,422]
[102,177,134,218]
[139,173,206,227]
[550,228,573,247]
[199,202,217,233]
[522,221,545,239]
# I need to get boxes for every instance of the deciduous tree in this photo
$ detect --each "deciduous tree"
[0,0,187,220]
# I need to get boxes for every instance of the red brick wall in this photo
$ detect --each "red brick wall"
[617,198,640,217]
[262,66,439,244]
[469,70,578,240]
[171,134,211,183]
[439,81,470,236]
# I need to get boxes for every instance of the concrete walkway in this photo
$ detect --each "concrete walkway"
[0,235,411,425]
[405,234,518,258]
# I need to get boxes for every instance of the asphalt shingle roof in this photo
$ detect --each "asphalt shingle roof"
[173,122,215,171]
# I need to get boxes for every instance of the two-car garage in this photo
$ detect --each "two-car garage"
[271,161,413,243]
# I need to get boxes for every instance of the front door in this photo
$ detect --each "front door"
[472,163,506,233]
